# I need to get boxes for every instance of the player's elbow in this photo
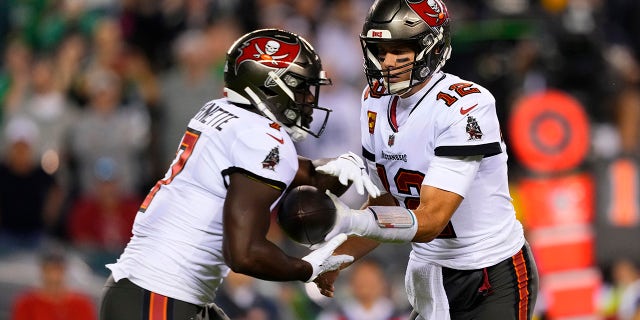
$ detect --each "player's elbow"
[224,254,258,274]
[223,246,255,273]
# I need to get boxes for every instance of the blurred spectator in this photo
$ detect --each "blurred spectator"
[0,117,63,251]
[56,32,90,106]
[603,0,640,158]
[203,16,243,81]
[68,67,150,197]
[158,29,223,166]
[315,0,367,87]
[0,38,32,118]
[600,259,640,320]
[12,54,79,189]
[35,0,102,53]
[0,0,8,53]
[214,271,282,320]
[317,258,406,320]
[118,0,214,71]
[614,260,640,320]
[84,17,127,80]
[541,0,613,121]
[66,157,140,253]
[613,86,640,157]
[10,247,97,320]
[84,17,160,108]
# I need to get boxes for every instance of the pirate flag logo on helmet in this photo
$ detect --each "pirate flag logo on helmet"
[234,36,301,72]
[406,0,449,27]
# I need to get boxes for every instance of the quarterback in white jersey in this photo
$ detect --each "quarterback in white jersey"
[359,71,524,269]
[100,29,379,320]
[314,1,539,320]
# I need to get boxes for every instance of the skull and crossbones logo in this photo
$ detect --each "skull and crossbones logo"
[254,40,290,65]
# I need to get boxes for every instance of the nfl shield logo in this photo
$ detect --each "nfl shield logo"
[388,134,395,146]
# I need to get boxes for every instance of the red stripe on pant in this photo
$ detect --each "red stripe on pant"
[149,292,168,320]
[512,250,530,320]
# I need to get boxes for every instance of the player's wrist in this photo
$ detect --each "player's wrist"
[352,207,418,243]
[301,257,320,282]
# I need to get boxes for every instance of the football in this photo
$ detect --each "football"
[277,185,337,245]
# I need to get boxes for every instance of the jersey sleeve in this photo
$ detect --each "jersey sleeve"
[226,127,298,191]
[423,155,482,197]
[434,99,503,157]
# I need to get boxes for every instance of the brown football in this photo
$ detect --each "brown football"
[277,185,337,245]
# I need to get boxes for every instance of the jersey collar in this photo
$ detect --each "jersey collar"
[387,72,447,132]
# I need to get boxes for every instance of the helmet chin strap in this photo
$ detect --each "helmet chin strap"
[243,87,308,142]
[389,80,412,95]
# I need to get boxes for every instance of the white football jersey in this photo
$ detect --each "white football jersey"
[107,98,298,305]
[361,72,524,270]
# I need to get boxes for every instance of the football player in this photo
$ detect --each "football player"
[313,1,539,319]
[99,29,379,320]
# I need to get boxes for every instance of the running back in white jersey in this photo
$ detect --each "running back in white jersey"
[361,72,524,270]
[107,98,298,305]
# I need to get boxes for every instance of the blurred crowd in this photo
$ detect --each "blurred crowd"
[0,0,639,319]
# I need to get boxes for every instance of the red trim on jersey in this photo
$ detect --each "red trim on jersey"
[389,96,399,131]
[140,129,201,212]
[149,292,168,320]
[512,250,530,320]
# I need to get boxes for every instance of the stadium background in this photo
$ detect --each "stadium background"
[0,0,639,319]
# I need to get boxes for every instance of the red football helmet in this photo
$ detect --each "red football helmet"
[224,29,332,142]
[361,0,452,95]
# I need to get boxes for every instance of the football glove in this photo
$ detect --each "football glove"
[315,151,381,198]
[323,191,361,241]
[323,191,417,243]
[301,233,353,282]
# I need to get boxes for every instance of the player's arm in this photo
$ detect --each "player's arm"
[324,155,481,243]
[223,171,313,281]
[331,192,396,261]
[223,171,351,283]
[412,184,464,242]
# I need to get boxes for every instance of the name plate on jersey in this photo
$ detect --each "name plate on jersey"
[368,206,415,228]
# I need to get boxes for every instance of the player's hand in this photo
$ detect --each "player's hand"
[323,191,359,241]
[314,269,340,297]
[315,152,381,198]
[302,233,353,283]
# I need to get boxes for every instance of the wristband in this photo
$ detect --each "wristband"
[367,206,415,228]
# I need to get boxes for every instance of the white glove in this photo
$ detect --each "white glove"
[323,191,361,241]
[302,233,353,282]
[315,152,381,198]
[323,191,417,244]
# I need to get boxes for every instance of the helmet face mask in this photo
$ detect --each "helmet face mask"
[224,29,332,141]
[360,0,452,96]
